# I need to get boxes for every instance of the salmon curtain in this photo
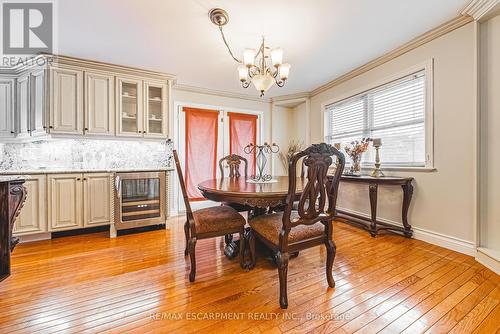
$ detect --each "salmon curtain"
[184,107,219,201]
[228,112,257,175]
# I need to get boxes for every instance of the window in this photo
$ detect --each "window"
[325,70,429,168]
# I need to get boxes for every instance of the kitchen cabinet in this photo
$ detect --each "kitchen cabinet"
[2,55,173,142]
[116,77,143,137]
[49,67,84,134]
[48,174,83,231]
[84,72,115,136]
[48,173,112,231]
[144,80,168,138]
[0,79,15,138]
[13,175,47,235]
[83,173,112,227]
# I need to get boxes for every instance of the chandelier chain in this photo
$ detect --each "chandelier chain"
[218,26,242,64]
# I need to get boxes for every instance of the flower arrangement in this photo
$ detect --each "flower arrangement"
[344,138,372,175]
[279,140,304,175]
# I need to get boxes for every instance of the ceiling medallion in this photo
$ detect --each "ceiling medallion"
[209,8,291,97]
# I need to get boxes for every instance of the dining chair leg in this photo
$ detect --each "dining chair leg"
[324,220,336,288]
[248,230,256,269]
[239,228,246,269]
[276,251,289,309]
[188,237,197,282]
[184,221,190,256]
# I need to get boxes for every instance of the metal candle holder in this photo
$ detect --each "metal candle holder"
[371,139,384,177]
[244,142,280,182]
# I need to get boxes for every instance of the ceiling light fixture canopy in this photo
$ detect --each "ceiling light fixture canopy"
[209,8,291,97]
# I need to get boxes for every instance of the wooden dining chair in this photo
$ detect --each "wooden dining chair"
[219,154,248,178]
[247,143,345,309]
[173,150,247,282]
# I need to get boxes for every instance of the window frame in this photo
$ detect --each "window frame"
[321,59,435,171]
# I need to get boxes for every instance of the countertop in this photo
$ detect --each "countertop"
[0,167,174,175]
[0,175,29,182]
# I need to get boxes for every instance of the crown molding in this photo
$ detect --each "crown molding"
[270,92,311,104]
[173,83,271,103]
[462,0,500,20]
[310,15,473,97]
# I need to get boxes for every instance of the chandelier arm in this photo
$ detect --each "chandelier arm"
[241,81,250,88]
[275,78,286,87]
[218,26,242,64]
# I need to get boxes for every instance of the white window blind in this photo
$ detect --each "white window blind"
[325,71,426,167]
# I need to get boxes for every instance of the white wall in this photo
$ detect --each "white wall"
[480,14,500,256]
[271,105,293,176]
[303,23,477,253]
[290,102,308,146]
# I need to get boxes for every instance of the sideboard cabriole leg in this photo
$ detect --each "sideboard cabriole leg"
[401,181,414,238]
[368,183,378,237]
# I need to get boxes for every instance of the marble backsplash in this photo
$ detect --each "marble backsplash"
[0,139,173,172]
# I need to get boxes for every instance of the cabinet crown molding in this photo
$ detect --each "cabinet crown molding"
[1,54,176,82]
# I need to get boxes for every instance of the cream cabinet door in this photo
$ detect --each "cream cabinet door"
[83,173,112,227]
[30,69,47,137]
[49,68,84,134]
[144,80,168,139]
[48,174,83,231]
[85,72,115,136]
[116,77,143,137]
[17,74,30,136]
[0,79,15,138]
[13,175,47,235]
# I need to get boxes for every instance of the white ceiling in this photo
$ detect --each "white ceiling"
[57,0,470,97]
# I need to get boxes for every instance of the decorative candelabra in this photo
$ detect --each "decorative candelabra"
[371,138,384,177]
[244,142,280,182]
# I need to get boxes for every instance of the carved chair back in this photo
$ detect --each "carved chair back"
[173,150,193,220]
[281,143,345,248]
[219,154,248,178]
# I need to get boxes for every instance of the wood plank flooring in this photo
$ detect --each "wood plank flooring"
[0,217,498,333]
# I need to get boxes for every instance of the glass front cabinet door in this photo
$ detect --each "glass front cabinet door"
[117,77,143,137]
[144,80,168,138]
[116,77,169,138]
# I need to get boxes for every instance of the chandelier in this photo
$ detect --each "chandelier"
[209,8,291,97]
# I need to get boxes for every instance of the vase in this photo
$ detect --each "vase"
[349,155,362,176]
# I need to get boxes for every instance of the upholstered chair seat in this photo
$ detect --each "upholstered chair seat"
[193,206,246,234]
[248,211,325,245]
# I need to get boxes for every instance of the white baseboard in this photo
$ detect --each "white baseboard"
[336,207,476,256]
[476,248,500,275]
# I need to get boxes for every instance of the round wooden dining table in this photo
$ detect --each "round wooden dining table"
[198,176,306,259]
[198,176,306,209]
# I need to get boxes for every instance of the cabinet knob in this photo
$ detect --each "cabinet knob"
[49,126,53,129]
[143,131,146,134]
[76,178,81,181]
[83,178,87,181]
[10,131,14,134]
[84,128,88,131]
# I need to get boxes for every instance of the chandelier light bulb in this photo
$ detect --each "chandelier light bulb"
[237,65,248,82]
[243,49,256,67]
[271,48,283,67]
[279,63,291,80]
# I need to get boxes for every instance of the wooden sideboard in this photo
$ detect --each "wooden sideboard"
[334,175,414,238]
[0,177,27,282]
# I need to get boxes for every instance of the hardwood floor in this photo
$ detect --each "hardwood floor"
[0,217,499,333]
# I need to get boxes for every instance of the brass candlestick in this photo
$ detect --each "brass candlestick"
[371,139,384,177]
